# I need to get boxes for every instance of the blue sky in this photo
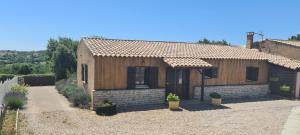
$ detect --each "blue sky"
[0,0,299,51]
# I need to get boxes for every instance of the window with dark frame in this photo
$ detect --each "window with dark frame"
[246,67,259,81]
[204,68,218,79]
[81,64,88,83]
[127,67,158,89]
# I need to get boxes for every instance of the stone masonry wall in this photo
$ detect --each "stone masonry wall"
[93,89,165,106]
[194,84,269,100]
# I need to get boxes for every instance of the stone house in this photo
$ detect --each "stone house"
[77,36,300,107]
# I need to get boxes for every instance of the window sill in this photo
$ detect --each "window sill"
[135,85,149,89]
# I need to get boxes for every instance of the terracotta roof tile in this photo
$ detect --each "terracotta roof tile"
[163,57,212,68]
[269,39,300,48]
[82,38,300,70]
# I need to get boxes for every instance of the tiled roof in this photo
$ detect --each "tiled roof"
[269,39,300,48]
[82,38,300,70]
[163,57,212,68]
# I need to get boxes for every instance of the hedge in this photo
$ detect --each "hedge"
[21,74,55,86]
[0,74,15,82]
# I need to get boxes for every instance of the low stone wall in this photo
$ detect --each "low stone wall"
[93,89,165,106]
[194,84,269,100]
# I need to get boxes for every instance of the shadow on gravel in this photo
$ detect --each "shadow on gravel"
[222,95,288,104]
[180,103,231,112]
[117,104,167,113]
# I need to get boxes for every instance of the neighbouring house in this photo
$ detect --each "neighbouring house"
[246,32,300,99]
[77,35,300,107]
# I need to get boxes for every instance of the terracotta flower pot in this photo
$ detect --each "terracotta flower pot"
[168,101,179,109]
[211,98,222,106]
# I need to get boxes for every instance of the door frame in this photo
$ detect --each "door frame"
[166,67,190,99]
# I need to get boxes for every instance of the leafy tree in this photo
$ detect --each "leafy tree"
[289,34,300,41]
[52,45,76,80]
[197,38,230,46]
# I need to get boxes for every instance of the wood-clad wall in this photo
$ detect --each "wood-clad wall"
[94,57,168,90]
[189,59,268,97]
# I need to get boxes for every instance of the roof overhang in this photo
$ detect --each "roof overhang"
[163,57,213,68]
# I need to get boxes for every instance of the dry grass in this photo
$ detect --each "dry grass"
[1,110,16,135]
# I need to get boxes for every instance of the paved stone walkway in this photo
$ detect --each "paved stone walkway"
[282,106,300,135]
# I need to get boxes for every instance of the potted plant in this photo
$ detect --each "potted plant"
[94,100,117,116]
[209,92,222,106]
[166,93,180,110]
[280,84,291,93]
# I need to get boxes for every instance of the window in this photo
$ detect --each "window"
[204,68,218,79]
[82,64,88,83]
[246,67,259,81]
[127,67,158,89]
[135,67,147,88]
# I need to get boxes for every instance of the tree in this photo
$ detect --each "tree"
[197,38,230,46]
[289,34,300,41]
[52,45,76,80]
[46,37,79,80]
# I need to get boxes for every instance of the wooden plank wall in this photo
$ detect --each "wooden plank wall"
[93,56,269,94]
[189,59,268,97]
[94,57,168,90]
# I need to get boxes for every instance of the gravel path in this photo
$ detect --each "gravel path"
[20,86,300,135]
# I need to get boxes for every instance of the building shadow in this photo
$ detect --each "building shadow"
[117,104,167,113]
[221,95,288,104]
[179,101,231,111]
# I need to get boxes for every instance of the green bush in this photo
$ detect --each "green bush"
[4,97,25,110]
[70,91,91,107]
[209,92,222,99]
[55,78,91,108]
[280,85,291,93]
[10,84,28,95]
[21,74,55,86]
[0,74,14,82]
[166,93,180,101]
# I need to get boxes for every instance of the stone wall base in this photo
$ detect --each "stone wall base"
[194,84,270,100]
[93,89,165,106]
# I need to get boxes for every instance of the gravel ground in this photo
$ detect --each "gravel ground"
[19,87,300,135]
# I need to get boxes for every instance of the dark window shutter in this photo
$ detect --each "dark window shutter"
[212,68,218,78]
[85,65,88,83]
[81,64,84,81]
[144,68,150,85]
[148,67,159,88]
[127,67,136,89]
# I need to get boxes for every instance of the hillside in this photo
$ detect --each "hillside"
[0,50,47,64]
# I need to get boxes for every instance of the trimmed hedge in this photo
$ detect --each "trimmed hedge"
[21,74,55,86]
[0,74,15,82]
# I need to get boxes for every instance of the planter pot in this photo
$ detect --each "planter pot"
[211,98,222,106]
[95,104,117,116]
[168,101,179,109]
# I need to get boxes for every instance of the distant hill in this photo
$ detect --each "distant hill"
[0,50,48,64]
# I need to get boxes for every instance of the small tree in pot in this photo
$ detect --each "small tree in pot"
[94,100,117,116]
[209,92,222,106]
[166,93,180,110]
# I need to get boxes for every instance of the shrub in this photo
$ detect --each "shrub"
[280,85,291,93]
[0,74,14,82]
[95,100,117,116]
[166,93,180,101]
[70,91,91,107]
[10,84,28,95]
[21,74,55,86]
[4,92,25,110]
[55,78,91,108]
[209,92,222,99]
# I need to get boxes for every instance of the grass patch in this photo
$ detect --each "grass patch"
[0,110,16,135]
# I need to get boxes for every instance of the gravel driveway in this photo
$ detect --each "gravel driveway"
[20,86,300,135]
